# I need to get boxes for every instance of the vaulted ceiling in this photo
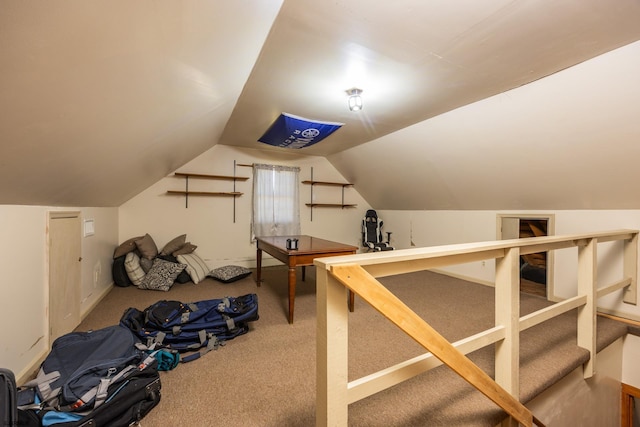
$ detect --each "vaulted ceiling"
[2,0,640,208]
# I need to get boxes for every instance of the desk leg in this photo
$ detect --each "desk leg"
[302,266,306,281]
[348,290,354,312]
[288,267,296,324]
[256,248,262,287]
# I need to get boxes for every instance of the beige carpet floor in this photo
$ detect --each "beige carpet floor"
[76,267,628,426]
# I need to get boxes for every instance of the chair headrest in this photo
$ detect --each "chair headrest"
[365,209,379,218]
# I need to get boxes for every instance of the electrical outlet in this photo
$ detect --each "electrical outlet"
[481,261,486,267]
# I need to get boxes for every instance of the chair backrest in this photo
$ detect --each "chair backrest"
[362,209,383,246]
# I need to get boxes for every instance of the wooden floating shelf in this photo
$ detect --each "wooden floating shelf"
[302,180,353,187]
[167,190,243,197]
[303,168,356,221]
[174,172,248,181]
[170,167,247,212]
[305,203,357,208]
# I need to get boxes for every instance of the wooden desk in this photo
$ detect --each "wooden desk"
[255,235,358,323]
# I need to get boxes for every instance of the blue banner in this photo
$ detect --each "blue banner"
[258,113,343,149]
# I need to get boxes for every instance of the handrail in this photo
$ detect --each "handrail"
[331,264,538,426]
[315,230,638,426]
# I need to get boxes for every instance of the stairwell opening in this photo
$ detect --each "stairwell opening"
[497,214,555,299]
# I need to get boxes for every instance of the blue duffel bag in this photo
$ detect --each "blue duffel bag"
[120,293,259,362]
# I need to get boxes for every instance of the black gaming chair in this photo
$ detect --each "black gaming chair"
[362,209,394,251]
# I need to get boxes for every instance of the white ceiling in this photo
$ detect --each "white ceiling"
[2,0,640,208]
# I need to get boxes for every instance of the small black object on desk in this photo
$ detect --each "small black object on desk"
[286,238,299,250]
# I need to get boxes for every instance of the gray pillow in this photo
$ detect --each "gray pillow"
[139,257,154,273]
[173,242,197,256]
[160,234,187,255]
[113,236,143,259]
[209,265,252,283]
[135,233,158,260]
[138,258,186,291]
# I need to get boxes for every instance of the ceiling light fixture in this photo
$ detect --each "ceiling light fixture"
[346,88,363,111]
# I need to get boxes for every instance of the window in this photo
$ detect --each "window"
[252,163,300,239]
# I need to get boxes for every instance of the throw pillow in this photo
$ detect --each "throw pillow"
[209,265,252,283]
[140,257,154,273]
[124,252,145,287]
[177,252,210,284]
[113,236,143,259]
[157,254,191,284]
[173,242,197,256]
[135,233,158,260]
[138,258,186,292]
[160,234,187,256]
[112,255,132,287]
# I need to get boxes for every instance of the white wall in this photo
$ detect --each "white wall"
[79,208,119,308]
[0,205,117,380]
[623,335,640,388]
[119,144,372,269]
[379,209,640,319]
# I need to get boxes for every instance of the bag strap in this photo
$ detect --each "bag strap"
[21,369,61,409]
[59,351,157,413]
[179,334,222,363]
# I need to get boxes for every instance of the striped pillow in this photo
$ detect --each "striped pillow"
[177,252,210,284]
[124,252,145,287]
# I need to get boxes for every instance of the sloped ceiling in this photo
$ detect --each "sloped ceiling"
[2,0,640,208]
[0,0,283,207]
[329,41,640,210]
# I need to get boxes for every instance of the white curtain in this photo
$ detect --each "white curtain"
[252,163,300,239]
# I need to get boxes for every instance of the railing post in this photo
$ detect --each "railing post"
[623,233,638,305]
[494,247,520,402]
[316,263,349,427]
[577,238,597,378]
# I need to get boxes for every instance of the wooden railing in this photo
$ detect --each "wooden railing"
[315,230,638,427]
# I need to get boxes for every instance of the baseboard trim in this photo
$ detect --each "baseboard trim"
[81,282,113,321]
[429,268,495,288]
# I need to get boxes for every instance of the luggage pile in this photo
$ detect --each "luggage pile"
[3,325,160,427]
[120,293,259,362]
[2,294,259,426]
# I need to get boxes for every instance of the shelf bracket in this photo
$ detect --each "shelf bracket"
[310,167,314,221]
[185,175,189,208]
[233,160,237,223]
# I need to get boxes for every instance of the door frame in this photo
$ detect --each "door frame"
[496,213,556,301]
[622,383,640,426]
[48,211,82,345]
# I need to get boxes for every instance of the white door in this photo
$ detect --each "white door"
[500,217,520,240]
[49,212,81,343]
